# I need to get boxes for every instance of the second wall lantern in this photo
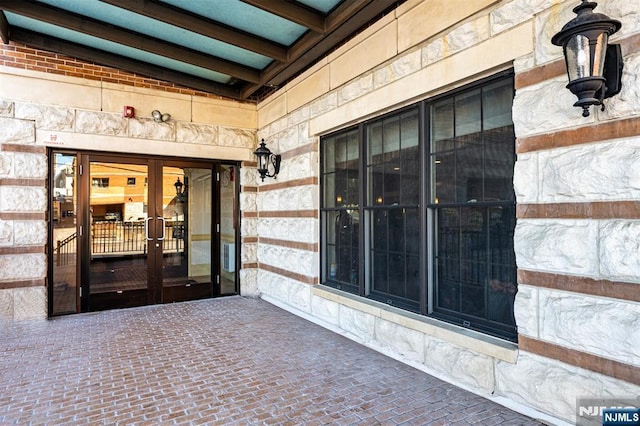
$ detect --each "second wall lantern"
[253,139,281,182]
[551,0,623,117]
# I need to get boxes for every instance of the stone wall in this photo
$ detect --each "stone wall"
[0,60,258,320]
[254,0,640,424]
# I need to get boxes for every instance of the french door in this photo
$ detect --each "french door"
[49,151,239,315]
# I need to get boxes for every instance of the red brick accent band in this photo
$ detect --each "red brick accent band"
[0,246,45,255]
[0,279,45,289]
[0,144,46,154]
[517,201,640,220]
[518,269,639,303]
[241,262,258,269]
[516,116,640,154]
[257,210,318,218]
[259,237,317,252]
[518,335,640,386]
[260,262,317,285]
[0,178,46,186]
[0,212,46,220]
[257,177,318,192]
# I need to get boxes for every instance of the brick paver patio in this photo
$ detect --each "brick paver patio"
[0,297,543,425]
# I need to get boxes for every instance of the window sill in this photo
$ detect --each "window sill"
[313,285,518,363]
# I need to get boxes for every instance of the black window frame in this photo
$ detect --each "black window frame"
[320,70,517,341]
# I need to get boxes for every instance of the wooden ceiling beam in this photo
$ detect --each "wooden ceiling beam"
[0,0,262,84]
[100,0,288,63]
[240,0,325,34]
[0,11,9,43]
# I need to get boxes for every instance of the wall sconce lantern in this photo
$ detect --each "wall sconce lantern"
[152,109,171,122]
[253,139,281,182]
[551,0,623,117]
[174,177,185,199]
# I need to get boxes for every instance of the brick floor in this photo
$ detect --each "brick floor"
[0,297,543,425]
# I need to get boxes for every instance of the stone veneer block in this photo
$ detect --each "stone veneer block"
[533,1,572,65]
[0,254,46,280]
[75,110,128,136]
[13,221,47,245]
[241,242,257,264]
[338,304,376,343]
[538,288,640,366]
[0,187,47,212]
[0,289,13,319]
[513,77,592,138]
[0,100,14,117]
[256,186,318,211]
[538,138,640,202]
[176,122,218,145]
[492,0,554,36]
[0,71,101,110]
[192,97,257,129]
[0,219,12,245]
[513,284,538,338]
[128,119,175,141]
[239,268,258,297]
[0,153,10,177]
[257,245,316,278]
[513,153,539,203]
[287,281,311,312]
[13,153,47,179]
[374,49,422,89]
[330,21,397,90]
[15,103,75,131]
[398,0,498,52]
[599,221,640,281]
[495,351,640,424]
[514,219,598,276]
[601,53,640,120]
[257,92,286,129]
[424,336,495,393]
[13,287,46,320]
[217,127,255,149]
[375,317,424,363]
[0,117,35,144]
[311,294,340,326]
[257,217,317,245]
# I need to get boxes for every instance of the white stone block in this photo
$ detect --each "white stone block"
[257,244,316,277]
[75,110,127,136]
[15,103,74,131]
[599,220,640,282]
[539,138,640,202]
[239,192,257,212]
[0,219,12,245]
[176,122,218,145]
[515,219,598,276]
[374,49,421,89]
[491,0,552,36]
[375,318,424,363]
[538,288,640,366]
[13,286,46,320]
[128,118,175,141]
[533,1,573,65]
[309,92,337,118]
[287,105,310,128]
[13,153,47,179]
[240,217,256,239]
[513,284,538,338]
[13,221,47,245]
[257,217,317,245]
[604,1,640,40]
[0,117,35,144]
[239,268,258,297]
[241,242,257,264]
[0,153,11,176]
[0,100,14,117]
[424,336,495,393]
[218,127,255,149]
[496,351,640,424]
[513,78,592,138]
[311,294,340,326]
[0,187,47,212]
[601,53,640,120]
[0,254,46,280]
[257,185,317,211]
[514,153,539,203]
[339,304,375,343]
[0,289,13,319]
[287,281,311,312]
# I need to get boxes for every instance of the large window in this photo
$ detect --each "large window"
[320,72,517,341]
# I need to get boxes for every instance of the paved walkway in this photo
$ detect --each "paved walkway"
[0,297,542,425]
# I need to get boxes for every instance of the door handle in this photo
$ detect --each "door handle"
[157,217,165,241]
[145,217,153,241]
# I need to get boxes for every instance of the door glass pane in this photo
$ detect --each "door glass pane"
[51,153,78,315]
[162,166,212,289]
[220,165,237,294]
[89,162,148,298]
